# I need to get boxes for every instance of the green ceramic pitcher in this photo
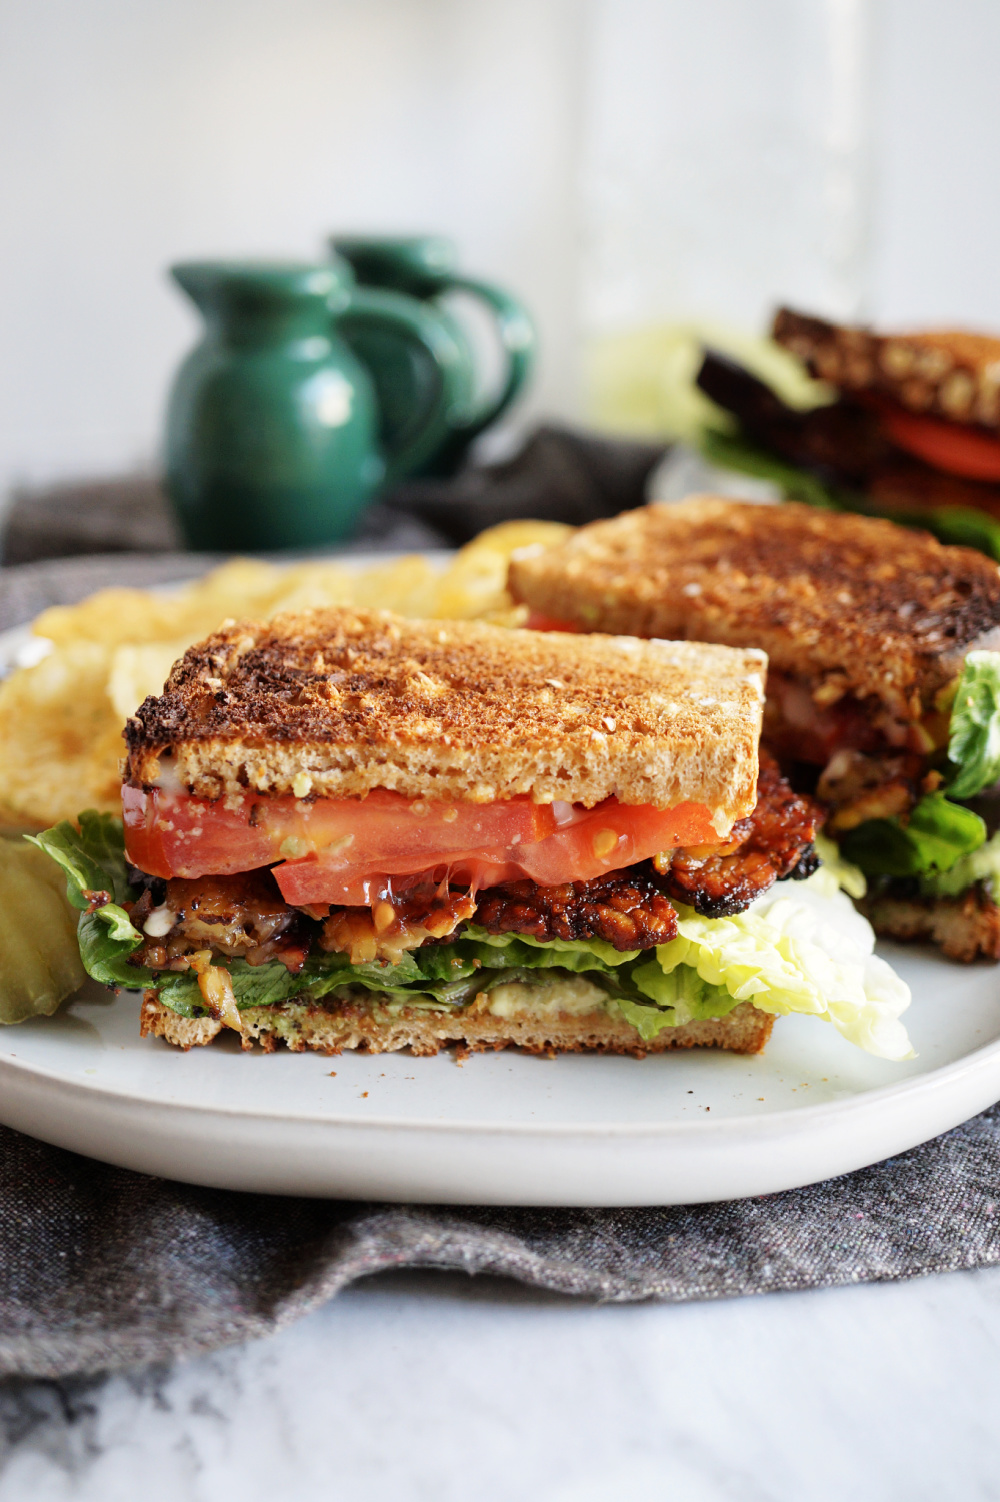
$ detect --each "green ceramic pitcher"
[165,260,465,550]
[330,235,535,477]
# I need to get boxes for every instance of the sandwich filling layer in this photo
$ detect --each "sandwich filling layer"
[33,798,912,1061]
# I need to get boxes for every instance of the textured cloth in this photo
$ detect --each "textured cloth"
[1,427,998,1380]
[3,1108,1000,1379]
[0,425,668,565]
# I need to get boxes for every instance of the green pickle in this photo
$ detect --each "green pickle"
[0,836,84,1023]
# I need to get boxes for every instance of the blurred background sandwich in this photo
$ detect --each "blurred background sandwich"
[510,498,1000,963]
[696,309,1000,559]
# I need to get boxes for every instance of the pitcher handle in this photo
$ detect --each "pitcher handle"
[335,287,462,485]
[435,276,535,441]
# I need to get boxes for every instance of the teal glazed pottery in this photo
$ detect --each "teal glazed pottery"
[166,261,464,550]
[331,235,535,476]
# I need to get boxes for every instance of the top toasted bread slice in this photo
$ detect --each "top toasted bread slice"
[507,498,1000,719]
[773,307,1000,434]
[124,606,766,827]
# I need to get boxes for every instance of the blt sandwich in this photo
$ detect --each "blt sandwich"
[35,608,910,1059]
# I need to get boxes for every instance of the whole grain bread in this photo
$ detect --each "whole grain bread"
[508,497,1000,718]
[773,307,1000,433]
[139,992,774,1057]
[124,606,765,824]
[860,885,1000,964]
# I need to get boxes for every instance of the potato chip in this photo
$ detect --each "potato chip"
[0,641,122,824]
[107,639,194,724]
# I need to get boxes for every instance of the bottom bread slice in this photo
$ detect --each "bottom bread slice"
[139,987,775,1057]
[862,883,1000,964]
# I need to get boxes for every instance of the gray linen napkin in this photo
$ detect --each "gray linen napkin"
[1,486,999,1380]
[3,1108,1000,1379]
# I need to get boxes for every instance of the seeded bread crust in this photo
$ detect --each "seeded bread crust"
[773,306,1000,433]
[124,607,765,822]
[508,497,1000,719]
[861,885,1000,964]
[139,993,775,1057]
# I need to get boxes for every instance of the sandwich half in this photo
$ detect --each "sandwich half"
[509,497,1000,962]
[32,607,910,1059]
[696,308,1000,558]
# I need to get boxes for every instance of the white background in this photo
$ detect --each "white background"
[1,0,999,496]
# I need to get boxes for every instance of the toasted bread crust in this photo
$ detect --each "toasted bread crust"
[124,607,765,821]
[773,307,1000,433]
[508,498,1000,718]
[138,993,775,1056]
[861,885,1000,964]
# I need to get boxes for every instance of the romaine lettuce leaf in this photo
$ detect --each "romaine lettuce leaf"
[947,652,1000,799]
[28,814,150,987]
[839,791,986,878]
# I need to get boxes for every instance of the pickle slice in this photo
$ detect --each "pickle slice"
[0,837,84,1024]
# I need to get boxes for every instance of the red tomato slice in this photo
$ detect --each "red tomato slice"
[123,786,557,880]
[275,799,719,905]
[872,398,1000,482]
[524,611,581,632]
[123,785,723,904]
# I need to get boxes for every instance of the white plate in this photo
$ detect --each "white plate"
[1,951,999,1205]
[2,574,1000,1205]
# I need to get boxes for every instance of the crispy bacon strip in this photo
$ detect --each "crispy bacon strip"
[473,866,679,951]
[129,871,310,973]
[652,754,822,919]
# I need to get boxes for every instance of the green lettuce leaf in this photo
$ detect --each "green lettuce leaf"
[28,814,149,988]
[27,811,136,910]
[947,652,1000,799]
[839,791,986,878]
[700,429,841,509]
[920,828,1000,898]
[460,927,638,970]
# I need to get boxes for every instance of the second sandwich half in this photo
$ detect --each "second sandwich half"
[34,608,911,1059]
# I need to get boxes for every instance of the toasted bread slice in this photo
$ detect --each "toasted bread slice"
[124,606,765,823]
[860,885,1000,964]
[773,307,1000,433]
[508,497,1000,719]
[139,991,774,1057]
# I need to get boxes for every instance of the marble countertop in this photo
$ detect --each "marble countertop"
[1,1263,997,1501]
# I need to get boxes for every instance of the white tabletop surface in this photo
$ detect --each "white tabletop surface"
[2,1262,999,1501]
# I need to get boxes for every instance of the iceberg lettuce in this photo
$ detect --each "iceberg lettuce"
[655,868,913,1061]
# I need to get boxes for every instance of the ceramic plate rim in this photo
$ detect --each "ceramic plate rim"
[3,999,1000,1139]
